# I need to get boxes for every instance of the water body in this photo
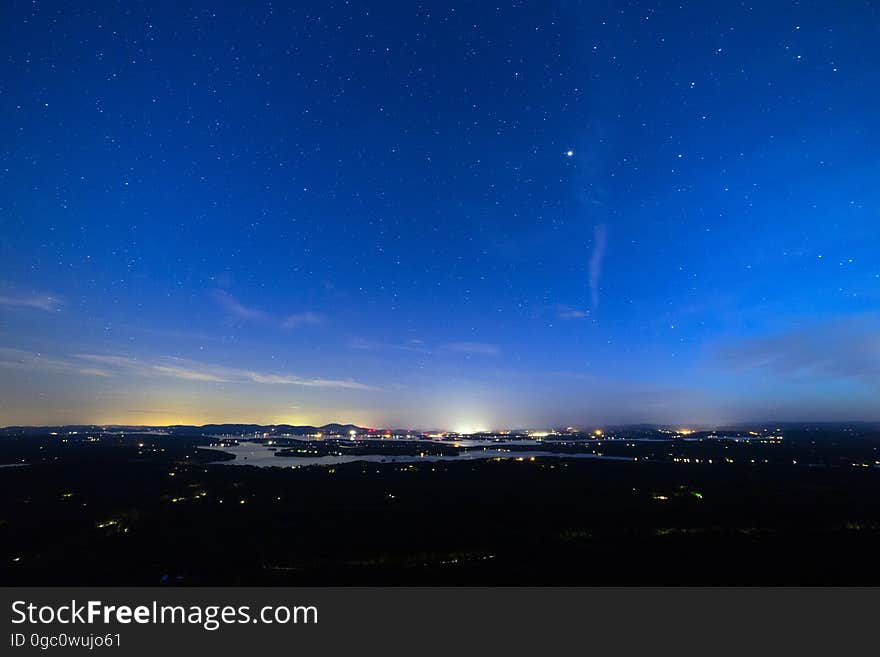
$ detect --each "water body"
[199,442,639,468]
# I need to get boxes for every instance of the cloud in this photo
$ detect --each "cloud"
[2,350,375,390]
[589,223,607,311]
[211,290,268,322]
[77,368,114,378]
[152,365,228,382]
[282,311,324,328]
[557,306,588,319]
[350,338,499,357]
[126,409,175,415]
[0,293,61,312]
[212,290,325,329]
[77,353,233,382]
[75,354,142,369]
[715,316,880,386]
[125,326,221,342]
[73,353,375,390]
[0,348,109,377]
[442,342,501,356]
[246,372,375,390]
[349,337,431,354]
[76,354,230,381]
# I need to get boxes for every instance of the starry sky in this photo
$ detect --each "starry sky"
[1,1,878,429]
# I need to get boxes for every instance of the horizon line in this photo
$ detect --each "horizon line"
[3,419,880,432]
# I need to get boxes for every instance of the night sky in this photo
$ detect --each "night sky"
[1,1,878,429]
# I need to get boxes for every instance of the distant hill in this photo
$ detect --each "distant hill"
[167,423,368,436]
[0,423,371,437]
[3,420,879,437]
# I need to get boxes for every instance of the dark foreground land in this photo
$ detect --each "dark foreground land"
[1,428,880,585]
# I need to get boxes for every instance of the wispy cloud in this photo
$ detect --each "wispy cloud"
[349,337,431,354]
[0,348,109,377]
[124,326,222,343]
[0,293,62,312]
[349,338,499,357]
[212,289,324,330]
[77,367,114,378]
[0,348,377,391]
[76,354,231,382]
[557,306,588,319]
[126,409,175,415]
[714,316,880,386]
[74,354,141,369]
[211,290,268,322]
[589,223,607,311]
[152,364,228,382]
[282,311,324,328]
[74,353,376,390]
[442,342,501,356]
[245,372,374,389]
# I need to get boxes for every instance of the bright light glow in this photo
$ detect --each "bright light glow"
[454,424,486,435]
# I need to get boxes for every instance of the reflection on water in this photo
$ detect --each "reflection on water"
[199,442,636,468]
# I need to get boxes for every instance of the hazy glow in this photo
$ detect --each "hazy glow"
[453,425,487,435]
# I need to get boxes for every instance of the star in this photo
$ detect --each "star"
[565,150,574,157]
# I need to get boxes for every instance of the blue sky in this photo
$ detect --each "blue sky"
[1,1,878,428]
